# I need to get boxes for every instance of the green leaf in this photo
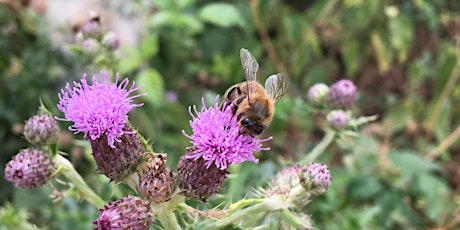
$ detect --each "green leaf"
[342,38,361,76]
[280,210,313,228]
[198,3,245,28]
[141,33,159,58]
[389,14,413,62]
[415,173,450,222]
[371,32,393,73]
[149,11,203,34]
[118,46,142,74]
[389,151,439,177]
[136,69,164,107]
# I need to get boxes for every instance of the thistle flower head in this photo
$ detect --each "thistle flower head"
[138,154,175,203]
[301,162,332,195]
[90,124,144,181]
[102,32,120,50]
[81,38,100,55]
[93,195,153,230]
[177,148,229,201]
[265,165,302,197]
[326,110,350,130]
[56,72,145,148]
[307,83,329,106]
[24,114,59,145]
[182,97,271,170]
[4,148,53,189]
[327,79,357,110]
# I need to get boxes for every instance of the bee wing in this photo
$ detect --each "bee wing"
[265,73,289,104]
[240,48,259,104]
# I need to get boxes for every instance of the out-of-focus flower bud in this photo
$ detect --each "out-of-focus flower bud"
[138,154,175,203]
[102,32,120,50]
[326,110,350,130]
[4,148,53,189]
[93,195,153,230]
[307,83,329,106]
[81,20,102,38]
[24,114,59,145]
[81,38,100,55]
[327,79,357,110]
[300,162,332,196]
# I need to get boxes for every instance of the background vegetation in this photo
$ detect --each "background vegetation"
[1,0,460,229]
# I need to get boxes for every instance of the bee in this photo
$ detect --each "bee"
[222,48,288,136]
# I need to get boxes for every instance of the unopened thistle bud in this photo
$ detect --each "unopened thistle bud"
[4,148,53,189]
[307,83,329,106]
[81,38,100,55]
[265,165,302,197]
[138,154,175,203]
[300,162,332,196]
[80,15,102,38]
[327,79,357,110]
[93,195,153,230]
[102,32,120,50]
[24,114,59,145]
[177,148,229,201]
[326,110,350,130]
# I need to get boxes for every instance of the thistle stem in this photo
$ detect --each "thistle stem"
[201,200,269,230]
[202,196,291,230]
[53,154,105,209]
[300,129,335,165]
[156,209,181,230]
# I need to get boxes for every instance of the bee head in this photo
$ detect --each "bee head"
[241,117,264,136]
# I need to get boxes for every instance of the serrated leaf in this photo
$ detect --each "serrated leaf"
[390,151,439,177]
[136,69,164,107]
[198,3,245,28]
[415,173,450,222]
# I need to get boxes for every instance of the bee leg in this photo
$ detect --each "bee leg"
[236,113,245,121]
[235,95,246,105]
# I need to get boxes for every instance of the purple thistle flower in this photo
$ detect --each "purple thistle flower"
[56,72,145,148]
[327,79,357,110]
[182,97,271,170]
[327,110,350,130]
[93,195,153,230]
[301,162,332,195]
[4,148,53,189]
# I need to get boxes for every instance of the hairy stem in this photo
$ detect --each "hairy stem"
[300,129,335,165]
[53,154,105,208]
[426,125,460,161]
[154,194,183,230]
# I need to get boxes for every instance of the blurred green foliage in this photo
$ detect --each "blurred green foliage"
[2,0,460,229]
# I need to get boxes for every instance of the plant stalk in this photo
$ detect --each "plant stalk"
[53,154,105,208]
[300,129,335,165]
